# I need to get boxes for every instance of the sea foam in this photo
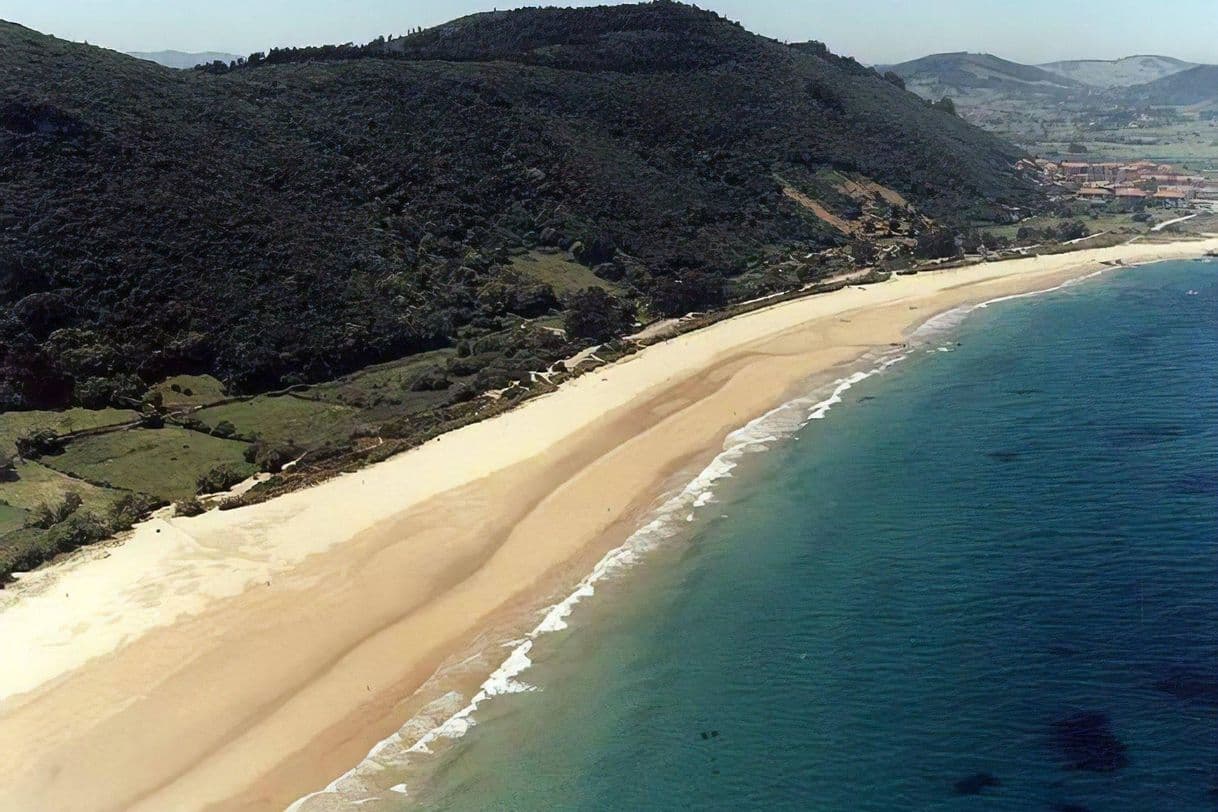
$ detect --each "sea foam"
[286,268,1111,810]
[286,346,910,811]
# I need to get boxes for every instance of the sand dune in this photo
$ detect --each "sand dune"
[3,238,1215,810]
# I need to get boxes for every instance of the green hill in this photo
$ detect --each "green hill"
[0,3,1042,410]
[1039,55,1196,89]
[1126,64,1218,105]
[886,52,1085,99]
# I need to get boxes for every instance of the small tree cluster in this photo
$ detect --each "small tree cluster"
[31,492,83,529]
[243,440,303,473]
[563,287,636,342]
[196,464,249,495]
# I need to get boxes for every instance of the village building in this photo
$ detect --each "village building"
[1051,158,1211,209]
[1077,187,1114,202]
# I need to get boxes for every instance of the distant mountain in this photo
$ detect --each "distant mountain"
[1126,64,1218,105]
[127,49,240,69]
[882,52,1083,100]
[0,5,1041,409]
[1039,55,1196,88]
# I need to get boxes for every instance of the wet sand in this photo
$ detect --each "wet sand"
[2,238,1215,811]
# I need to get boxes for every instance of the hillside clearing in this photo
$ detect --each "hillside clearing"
[42,428,254,501]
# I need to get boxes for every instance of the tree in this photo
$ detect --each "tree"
[31,492,83,528]
[914,229,959,260]
[806,79,844,112]
[410,370,451,391]
[882,71,906,90]
[176,498,206,517]
[75,377,116,409]
[15,429,64,460]
[572,234,616,266]
[1055,221,1089,241]
[46,512,110,554]
[107,492,161,530]
[196,464,248,495]
[932,97,957,116]
[243,440,303,473]
[647,269,726,317]
[850,241,878,266]
[0,452,16,482]
[563,287,635,342]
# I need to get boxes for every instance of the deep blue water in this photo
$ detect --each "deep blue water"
[417,261,1218,811]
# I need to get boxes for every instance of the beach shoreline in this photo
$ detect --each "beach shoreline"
[3,238,1216,811]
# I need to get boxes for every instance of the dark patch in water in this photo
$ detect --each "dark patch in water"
[1050,804,1091,812]
[1108,424,1186,447]
[1173,471,1218,495]
[987,450,1022,463]
[953,772,1001,795]
[1153,668,1218,704]
[858,396,876,403]
[1010,388,1043,396]
[698,730,720,740]
[1047,644,1079,658]
[1050,712,1128,772]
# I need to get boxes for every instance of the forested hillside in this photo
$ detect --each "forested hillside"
[0,2,1042,410]
[883,52,1084,99]
[1127,64,1218,105]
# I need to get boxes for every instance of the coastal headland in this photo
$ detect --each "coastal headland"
[3,238,1216,811]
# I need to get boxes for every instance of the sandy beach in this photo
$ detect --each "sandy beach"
[2,238,1215,811]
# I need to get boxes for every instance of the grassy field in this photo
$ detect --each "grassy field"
[981,212,1152,242]
[303,348,458,417]
[194,395,362,448]
[0,408,139,456]
[0,459,131,536]
[149,374,228,410]
[509,251,623,296]
[1045,119,1218,170]
[958,94,1218,171]
[42,427,254,501]
[1,460,124,513]
[0,503,26,535]
[1033,116,1218,170]
[1174,212,1218,234]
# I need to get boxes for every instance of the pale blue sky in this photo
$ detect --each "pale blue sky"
[2,0,1216,66]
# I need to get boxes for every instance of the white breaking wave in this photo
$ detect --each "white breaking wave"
[286,266,1112,810]
[911,264,1111,345]
[286,346,908,811]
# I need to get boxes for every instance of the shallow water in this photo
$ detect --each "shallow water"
[364,260,1218,811]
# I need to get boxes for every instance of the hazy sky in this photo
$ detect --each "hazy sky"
[2,0,1216,65]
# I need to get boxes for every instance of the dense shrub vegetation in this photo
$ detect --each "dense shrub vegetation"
[0,2,1041,411]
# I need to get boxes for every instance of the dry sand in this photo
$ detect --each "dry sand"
[2,238,1215,810]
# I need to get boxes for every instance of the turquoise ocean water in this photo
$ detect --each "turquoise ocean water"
[322,260,1218,811]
